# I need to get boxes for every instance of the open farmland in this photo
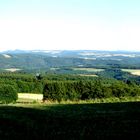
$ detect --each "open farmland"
[78,74,98,77]
[5,68,21,72]
[73,68,104,72]
[0,102,140,139]
[122,69,140,76]
[17,93,43,103]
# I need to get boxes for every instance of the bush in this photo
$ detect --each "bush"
[0,84,18,104]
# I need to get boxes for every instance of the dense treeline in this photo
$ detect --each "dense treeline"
[0,84,18,103]
[0,73,101,94]
[43,80,140,101]
[0,73,43,93]
[0,73,140,102]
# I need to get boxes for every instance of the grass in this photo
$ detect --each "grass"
[17,96,140,104]
[0,101,140,139]
[53,96,140,105]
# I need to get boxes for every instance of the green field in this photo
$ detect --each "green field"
[0,102,140,139]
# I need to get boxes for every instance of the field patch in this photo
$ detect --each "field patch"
[78,74,98,77]
[122,69,140,76]
[18,93,43,102]
[2,54,11,58]
[73,68,104,72]
[5,68,21,72]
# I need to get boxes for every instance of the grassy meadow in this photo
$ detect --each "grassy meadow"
[0,100,140,139]
[17,92,140,104]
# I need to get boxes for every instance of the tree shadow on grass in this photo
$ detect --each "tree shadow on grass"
[0,102,140,140]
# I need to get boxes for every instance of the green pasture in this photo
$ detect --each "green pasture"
[0,102,140,139]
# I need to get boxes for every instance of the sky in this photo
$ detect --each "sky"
[0,0,140,51]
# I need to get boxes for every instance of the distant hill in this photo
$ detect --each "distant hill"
[0,50,140,73]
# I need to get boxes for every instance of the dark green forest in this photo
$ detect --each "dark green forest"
[0,72,139,102]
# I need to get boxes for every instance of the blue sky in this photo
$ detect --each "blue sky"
[0,0,140,51]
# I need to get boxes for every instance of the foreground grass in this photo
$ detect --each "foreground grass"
[17,96,140,104]
[59,96,140,104]
[0,101,140,139]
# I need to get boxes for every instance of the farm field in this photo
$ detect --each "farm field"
[18,93,43,103]
[122,69,140,76]
[4,68,21,72]
[78,74,98,77]
[0,102,140,139]
[73,68,104,72]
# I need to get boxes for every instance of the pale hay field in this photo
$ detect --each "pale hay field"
[18,93,43,102]
[5,68,21,72]
[78,74,98,77]
[122,69,140,76]
[73,68,104,72]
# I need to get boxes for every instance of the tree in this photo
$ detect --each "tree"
[0,84,18,104]
[36,73,43,80]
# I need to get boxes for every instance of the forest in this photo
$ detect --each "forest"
[0,72,140,103]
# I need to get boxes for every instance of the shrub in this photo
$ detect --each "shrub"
[0,84,18,104]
